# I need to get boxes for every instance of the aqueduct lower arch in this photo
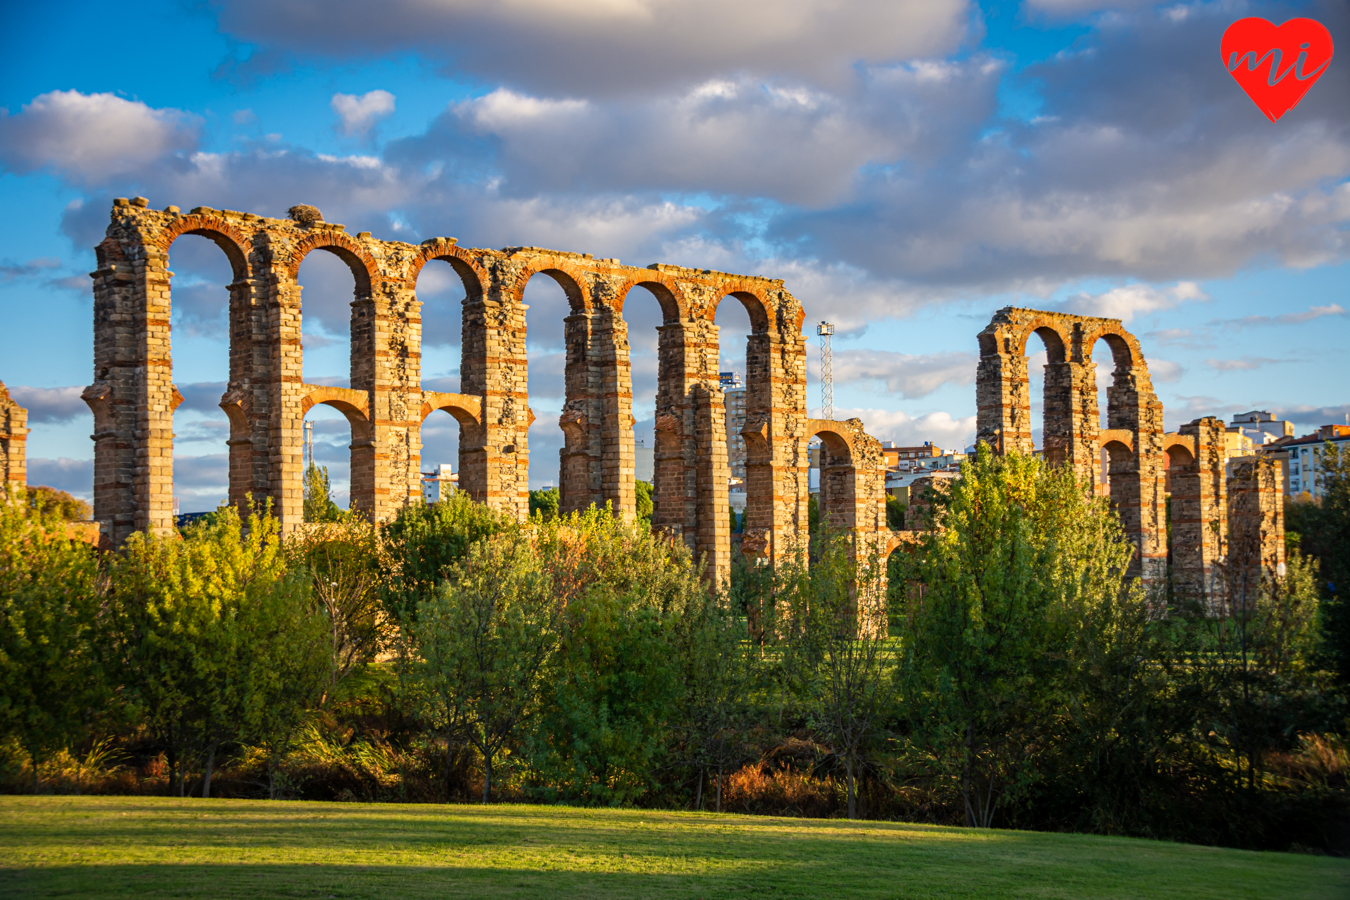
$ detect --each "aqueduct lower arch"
[83,198,885,586]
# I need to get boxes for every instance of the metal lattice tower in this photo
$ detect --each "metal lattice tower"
[304,421,315,471]
[817,321,834,420]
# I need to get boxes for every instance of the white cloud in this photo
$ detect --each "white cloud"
[331,90,396,138]
[7,386,88,423]
[831,406,977,451]
[0,90,199,183]
[830,350,977,398]
[217,0,972,97]
[1060,281,1207,322]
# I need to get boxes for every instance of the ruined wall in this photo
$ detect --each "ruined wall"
[976,307,1166,586]
[1226,456,1285,611]
[1,381,27,492]
[1169,418,1228,602]
[86,198,869,585]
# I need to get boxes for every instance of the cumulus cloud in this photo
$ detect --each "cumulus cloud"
[1061,281,1206,322]
[25,457,93,499]
[215,0,971,97]
[832,406,977,451]
[332,90,395,138]
[0,90,199,183]
[7,386,87,423]
[830,350,977,398]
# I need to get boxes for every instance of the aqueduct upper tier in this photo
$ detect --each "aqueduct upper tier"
[84,198,887,584]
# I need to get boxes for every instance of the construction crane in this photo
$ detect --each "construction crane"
[817,321,834,420]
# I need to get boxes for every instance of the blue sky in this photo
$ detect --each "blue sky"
[1,0,1346,510]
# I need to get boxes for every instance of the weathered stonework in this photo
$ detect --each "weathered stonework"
[1167,418,1228,601]
[86,199,884,585]
[1,381,28,491]
[1225,456,1285,610]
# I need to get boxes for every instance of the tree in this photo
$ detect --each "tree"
[25,485,92,522]
[105,503,324,797]
[304,463,346,523]
[411,526,568,802]
[0,488,103,790]
[885,494,906,530]
[635,480,653,526]
[895,444,1137,828]
[529,487,560,520]
[774,531,893,819]
[286,519,388,707]
[1286,441,1350,683]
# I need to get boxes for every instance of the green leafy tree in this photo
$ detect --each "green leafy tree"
[774,532,893,819]
[25,485,92,522]
[528,510,702,805]
[0,488,103,789]
[635,480,653,526]
[885,494,906,530]
[529,487,560,520]
[1286,441,1350,683]
[895,444,1137,828]
[412,526,568,802]
[106,504,322,796]
[304,463,346,523]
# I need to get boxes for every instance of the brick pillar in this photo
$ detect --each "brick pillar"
[976,336,1033,454]
[85,234,138,545]
[1227,457,1285,612]
[1106,363,1167,586]
[0,382,28,491]
[261,242,307,533]
[597,301,635,518]
[366,272,421,523]
[558,307,606,514]
[1045,358,1098,485]
[221,274,258,513]
[133,239,177,536]
[461,269,528,521]
[1172,418,1227,603]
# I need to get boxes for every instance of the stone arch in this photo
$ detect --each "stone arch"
[407,245,488,301]
[284,232,378,296]
[511,263,589,312]
[1014,319,1071,364]
[1080,323,1144,374]
[806,420,857,533]
[615,277,684,324]
[708,287,772,334]
[157,215,253,283]
[300,386,371,441]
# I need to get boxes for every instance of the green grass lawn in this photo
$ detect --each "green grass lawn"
[0,796,1344,900]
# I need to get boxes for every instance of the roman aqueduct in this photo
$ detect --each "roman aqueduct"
[79,198,887,584]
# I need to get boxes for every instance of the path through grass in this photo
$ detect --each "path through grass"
[0,796,1344,899]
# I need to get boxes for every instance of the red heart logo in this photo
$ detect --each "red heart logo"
[1222,17,1334,122]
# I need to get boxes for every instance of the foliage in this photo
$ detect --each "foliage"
[885,494,906,530]
[104,504,326,797]
[286,519,388,707]
[303,464,346,523]
[894,444,1137,827]
[528,487,560,521]
[411,523,566,801]
[0,489,103,788]
[527,509,707,806]
[634,480,653,526]
[24,485,91,522]
[1286,441,1350,683]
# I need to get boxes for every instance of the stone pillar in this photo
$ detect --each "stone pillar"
[131,232,177,536]
[0,381,28,492]
[1044,357,1098,485]
[1106,363,1167,586]
[1171,418,1227,603]
[260,236,307,533]
[460,265,528,520]
[1226,457,1285,611]
[975,330,1033,454]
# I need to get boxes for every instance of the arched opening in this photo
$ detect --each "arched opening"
[523,270,577,507]
[298,249,361,389]
[166,233,239,519]
[1164,442,1196,571]
[302,403,354,519]
[809,428,855,536]
[1102,439,1133,518]
[415,256,480,504]
[621,283,676,530]
[715,291,767,541]
[1092,332,1137,434]
[1022,325,1067,463]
